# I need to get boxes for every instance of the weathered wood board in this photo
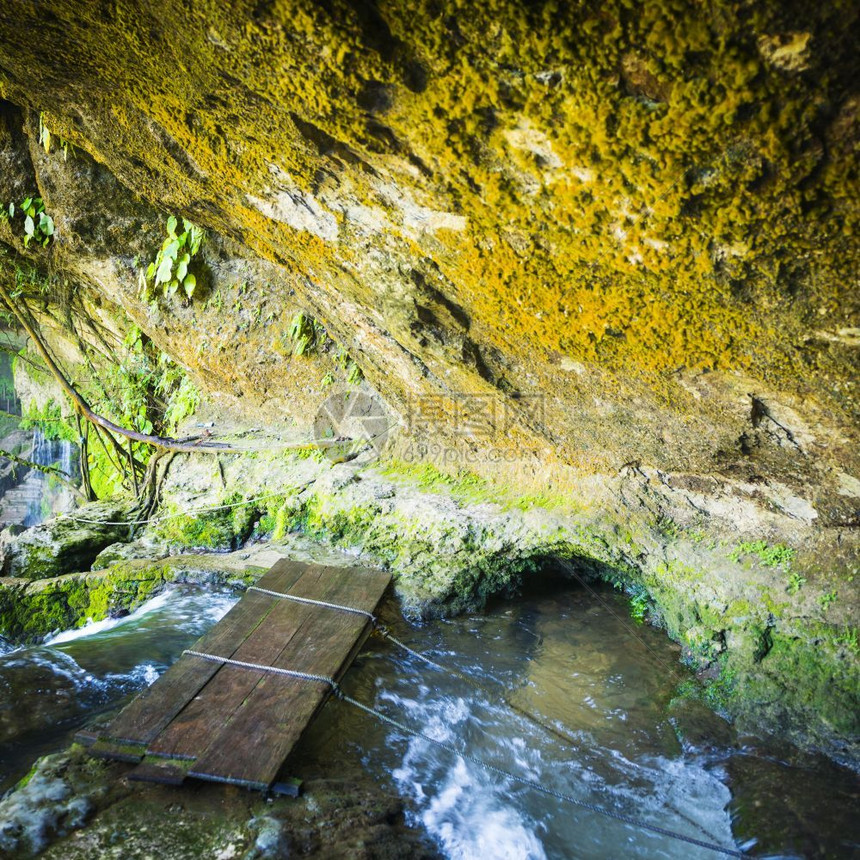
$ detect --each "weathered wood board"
[77,559,391,791]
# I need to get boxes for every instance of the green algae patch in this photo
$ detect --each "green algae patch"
[707,627,860,757]
[378,459,584,515]
[149,492,258,550]
[0,561,172,644]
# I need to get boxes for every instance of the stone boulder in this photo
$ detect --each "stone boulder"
[0,502,132,580]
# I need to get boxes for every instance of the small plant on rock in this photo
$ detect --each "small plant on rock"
[2,197,55,248]
[39,112,72,161]
[818,589,838,610]
[140,215,204,300]
[786,571,807,595]
[629,586,650,624]
[288,312,326,356]
[731,540,795,568]
[835,627,858,654]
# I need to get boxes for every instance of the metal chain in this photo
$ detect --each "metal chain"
[246,587,376,622]
[245,585,475,680]
[182,649,335,687]
[180,647,746,858]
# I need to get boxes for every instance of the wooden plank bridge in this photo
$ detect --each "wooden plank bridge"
[77,559,391,792]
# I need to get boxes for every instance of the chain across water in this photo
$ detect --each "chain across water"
[183,589,749,859]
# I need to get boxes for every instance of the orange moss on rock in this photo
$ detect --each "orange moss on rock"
[0,0,857,474]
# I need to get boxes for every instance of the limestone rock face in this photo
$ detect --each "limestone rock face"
[0,0,856,521]
[0,0,857,741]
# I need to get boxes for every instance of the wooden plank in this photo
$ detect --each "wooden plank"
[189,609,377,789]
[88,739,145,763]
[187,566,390,788]
[146,565,351,759]
[128,758,189,786]
[101,559,308,745]
[147,565,375,761]
[88,559,391,792]
[74,728,100,747]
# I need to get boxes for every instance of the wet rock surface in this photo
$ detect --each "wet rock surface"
[0,745,439,860]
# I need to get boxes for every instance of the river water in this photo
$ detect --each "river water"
[0,579,857,858]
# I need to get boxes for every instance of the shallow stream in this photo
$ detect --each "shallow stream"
[0,579,857,858]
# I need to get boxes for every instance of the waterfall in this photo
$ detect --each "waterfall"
[21,428,79,527]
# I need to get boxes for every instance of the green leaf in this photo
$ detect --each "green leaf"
[175,256,189,282]
[182,273,196,297]
[146,262,156,280]
[189,227,203,255]
[162,238,180,260]
[39,213,54,236]
[7,202,14,217]
[166,215,178,236]
[34,198,44,215]
[23,235,31,248]
[166,279,180,296]
[21,197,32,212]
[155,257,174,284]
[24,214,34,236]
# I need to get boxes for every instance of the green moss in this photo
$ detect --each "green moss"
[19,398,76,442]
[732,630,860,740]
[13,761,41,791]
[16,544,62,580]
[151,492,258,549]
[730,541,796,568]
[702,661,740,713]
[377,459,580,513]
[378,461,497,504]
[0,560,172,643]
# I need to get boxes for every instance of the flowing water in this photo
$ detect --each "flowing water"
[0,587,236,793]
[0,429,78,528]
[0,579,857,859]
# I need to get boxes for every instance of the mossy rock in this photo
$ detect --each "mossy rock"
[0,561,171,644]
[0,549,274,644]
[0,502,132,580]
[724,630,860,757]
[148,493,258,551]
